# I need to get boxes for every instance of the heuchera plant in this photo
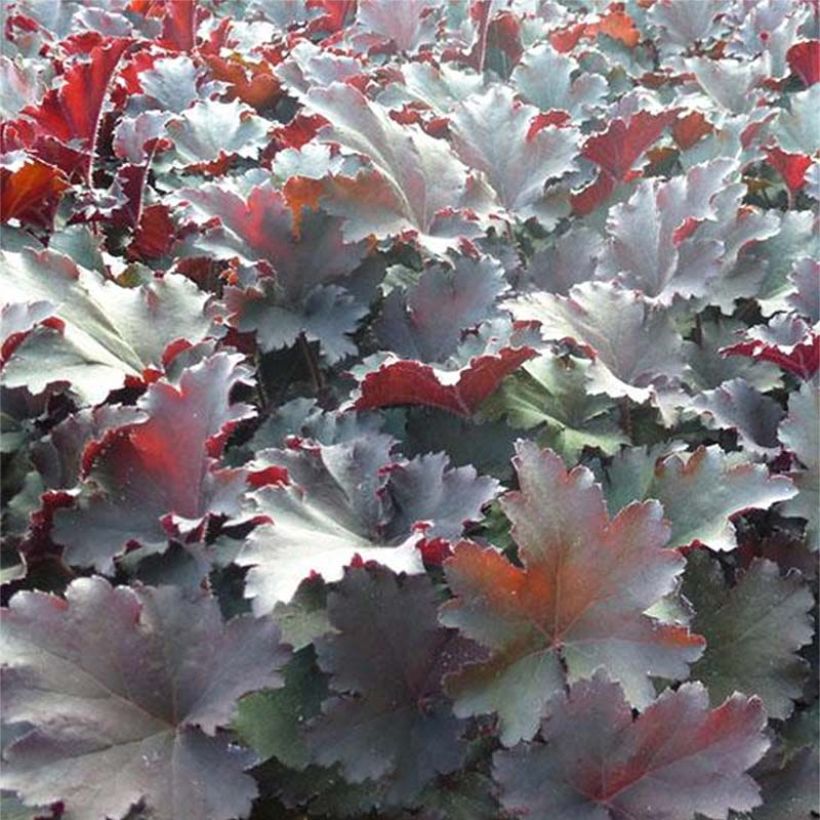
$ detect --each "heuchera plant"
[1,1,818,818]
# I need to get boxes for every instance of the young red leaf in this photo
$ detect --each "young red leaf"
[493,672,769,820]
[352,344,536,416]
[440,441,703,744]
[158,0,198,51]
[721,314,820,379]
[787,40,820,86]
[582,110,678,182]
[765,146,813,193]
[52,353,255,571]
[0,154,68,228]
[19,38,132,178]
[1,577,289,820]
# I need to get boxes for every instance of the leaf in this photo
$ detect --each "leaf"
[448,85,578,223]
[173,180,366,283]
[721,314,819,380]
[0,155,69,229]
[786,257,820,324]
[506,281,686,401]
[308,567,479,803]
[765,146,813,193]
[598,159,738,304]
[648,0,727,48]
[52,352,255,572]
[351,341,537,416]
[238,434,497,610]
[692,377,785,457]
[511,43,607,117]
[582,110,678,181]
[774,85,820,155]
[492,672,769,820]
[1,577,289,820]
[374,253,505,362]
[480,352,628,460]
[522,225,604,295]
[355,0,438,52]
[233,647,327,770]
[778,379,820,549]
[747,734,820,820]
[385,451,500,541]
[601,445,797,551]
[685,55,770,115]
[225,280,368,364]
[17,38,132,177]
[681,316,783,394]
[0,56,47,119]
[29,403,146,491]
[417,772,499,820]
[162,99,271,172]
[683,553,814,720]
[0,248,214,404]
[303,82,478,250]
[440,441,703,745]
[136,54,205,113]
[787,40,820,87]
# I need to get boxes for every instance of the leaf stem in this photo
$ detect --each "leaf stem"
[619,396,633,442]
[693,313,704,348]
[473,0,492,74]
[298,333,325,393]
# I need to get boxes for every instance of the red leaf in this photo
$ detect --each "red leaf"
[571,171,615,215]
[486,11,523,67]
[494,673,769,819]
[129,204,175,260]
[159,0,198,51]
[203,53,281,111]
[596,5,641,48]
[549,23,585,53]
[672,110,712,150]
[353,347,536,417]
[722,317,820,379]
[526,109,572,138]
[0,157,68,228]
[306,0,357,35]
[765,146,813,193]
[582,110,678,181]
[52,354,255,571]
[440,443,704,744]
[787,40,820,86]
[20,38,132,178]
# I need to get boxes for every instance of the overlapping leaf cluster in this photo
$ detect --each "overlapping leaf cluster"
[1,1,818,818]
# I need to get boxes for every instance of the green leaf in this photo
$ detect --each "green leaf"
[481,353,627,460]
[684,553,814,719]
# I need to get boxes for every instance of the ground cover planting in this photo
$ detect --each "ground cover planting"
[0,0,818,818]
